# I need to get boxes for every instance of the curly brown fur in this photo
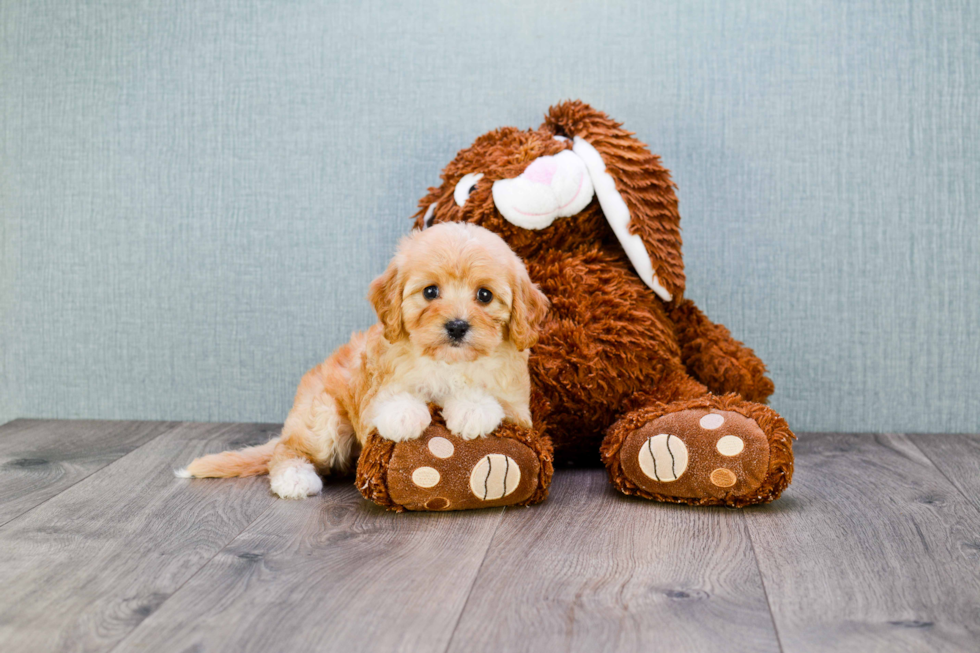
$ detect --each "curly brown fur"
[524,246,687,463]
[356,434,400,510]
[668,298,776,403]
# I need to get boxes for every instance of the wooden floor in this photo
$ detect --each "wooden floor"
[0,420,978,652]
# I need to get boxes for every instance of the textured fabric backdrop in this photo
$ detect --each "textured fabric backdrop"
[2,1,978,433]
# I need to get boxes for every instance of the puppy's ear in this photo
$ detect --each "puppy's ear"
[509,265,550,351]
[368,260,405,342]
[542,100,684,301]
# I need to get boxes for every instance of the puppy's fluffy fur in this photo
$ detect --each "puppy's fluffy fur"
[179,223,548,499]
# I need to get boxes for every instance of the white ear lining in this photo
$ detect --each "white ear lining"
[571,137,673,302]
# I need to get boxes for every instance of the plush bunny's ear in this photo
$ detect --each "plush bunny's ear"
[543,101,684,301]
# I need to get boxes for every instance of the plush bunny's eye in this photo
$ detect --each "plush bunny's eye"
[422,202,437,228]
[453,173,484,207]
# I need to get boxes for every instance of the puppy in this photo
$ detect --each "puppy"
[179,223,549,499]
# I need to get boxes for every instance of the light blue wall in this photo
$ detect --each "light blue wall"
[2,1,978,433]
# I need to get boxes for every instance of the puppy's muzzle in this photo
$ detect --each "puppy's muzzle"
[445,319,470,344]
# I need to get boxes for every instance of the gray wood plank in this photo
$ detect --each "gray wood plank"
[0,419,177,527]
[745,433,980,652]
[909,433,980,512]
[447,469,781,653]
[0,421,280,652]
[112,485,504,653]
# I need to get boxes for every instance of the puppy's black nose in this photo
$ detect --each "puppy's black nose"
[445,319,470,341]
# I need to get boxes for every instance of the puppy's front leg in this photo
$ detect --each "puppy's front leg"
[443,392,506,440]
[371,392,432,442]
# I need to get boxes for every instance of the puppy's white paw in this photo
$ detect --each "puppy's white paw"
[269,459,323,500]
[374,394,432,442]
[444,395,505,440]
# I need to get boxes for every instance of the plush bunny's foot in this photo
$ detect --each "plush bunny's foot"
[357,417,553,512]
[602,394,794,507]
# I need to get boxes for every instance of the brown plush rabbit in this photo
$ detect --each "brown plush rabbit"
[357,101,794,510]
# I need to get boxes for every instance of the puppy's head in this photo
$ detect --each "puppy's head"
[368,223,548,363]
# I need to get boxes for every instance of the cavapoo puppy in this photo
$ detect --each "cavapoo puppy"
[178,222,549,499]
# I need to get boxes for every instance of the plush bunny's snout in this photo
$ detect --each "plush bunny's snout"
[491,149,594,230]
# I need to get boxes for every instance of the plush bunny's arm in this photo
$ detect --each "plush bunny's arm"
[668,299,775,403]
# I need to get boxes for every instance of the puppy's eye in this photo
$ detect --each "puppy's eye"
[476,288,493,304]
[423,285,439,300]
[454,173,484,207]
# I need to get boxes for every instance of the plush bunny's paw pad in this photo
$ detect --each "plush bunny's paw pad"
[619,409,770,500]
[385,424,540,511]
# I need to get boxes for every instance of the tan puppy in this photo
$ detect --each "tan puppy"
[178,223,549,499]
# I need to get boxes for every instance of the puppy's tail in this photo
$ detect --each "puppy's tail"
[176,438,279,479]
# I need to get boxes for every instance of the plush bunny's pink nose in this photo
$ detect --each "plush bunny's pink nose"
[521,157,558,186]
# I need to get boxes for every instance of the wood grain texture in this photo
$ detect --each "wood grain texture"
[0,421,280,652]
[745,433,980,652]
[448,469,781,653]
[909,433,980,512]
[0,419,178,527]
[4,422,980,653]
[113,486,504,653]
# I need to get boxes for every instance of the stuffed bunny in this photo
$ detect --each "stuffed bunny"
[357,101,793,510]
